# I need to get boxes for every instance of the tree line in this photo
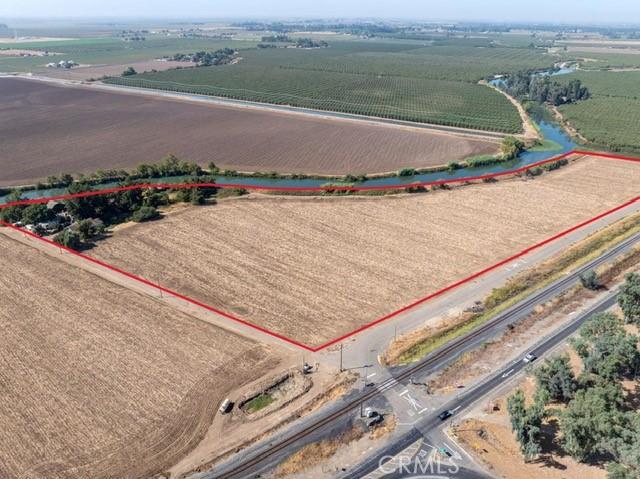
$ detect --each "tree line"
[508,273,640,478]
[1,155,225,249]
[163,48,237,67]
[503,71,590,106]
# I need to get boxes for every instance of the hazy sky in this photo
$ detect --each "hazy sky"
[2,0,640,24]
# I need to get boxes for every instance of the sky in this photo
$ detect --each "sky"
[2,0,640,25]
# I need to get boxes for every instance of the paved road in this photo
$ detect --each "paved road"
[348,290,619,478]
[201,232,638,479]
[322,199,640,375]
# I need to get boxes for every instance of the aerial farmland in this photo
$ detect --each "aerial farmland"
[0,77,499,186]
[0,233,277,479]
[85,155,640,347]
[2,13,640,479]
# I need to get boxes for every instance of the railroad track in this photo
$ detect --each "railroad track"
[212,231,640,479]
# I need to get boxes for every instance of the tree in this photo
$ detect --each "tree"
[561,383,626,462]
[190,187,204,205]
[141,188,169,208]
[618,272,640,325]
[59,173,74,186]
[64,183,103,220]
[75,219,103,241]
[0,205,25,223]
[208,161,220,174]
[131,206,160,223]
[122,66,137,76]
[606,412,640,479]
[20,204,53,225]
[507,389,546,462]
[534,355,576,403]
[501,136,525,160]
[53,229,82,250]
[580,270,600,290]
[571,312,640,381]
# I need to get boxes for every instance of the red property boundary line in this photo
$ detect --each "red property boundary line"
[1,149,640,352]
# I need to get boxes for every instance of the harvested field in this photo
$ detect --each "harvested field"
[0,234,276,479]
[86,155,640,347]
[40,59,196,80]
[0,77,499,186]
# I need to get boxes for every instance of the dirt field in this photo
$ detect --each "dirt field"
[40,59,195,80]
[0,76,498,186]
[0,234,277,479]
[86,156,640,347]
[566,45,640,55]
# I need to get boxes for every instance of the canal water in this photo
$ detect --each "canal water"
[0,117,577,204]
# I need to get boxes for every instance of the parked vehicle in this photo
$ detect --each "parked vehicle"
[219,398,233,414]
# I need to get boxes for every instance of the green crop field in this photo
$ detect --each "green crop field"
[2,33,559,133]
[557,71,640,152]
[561,50,640,70]
[104,38,556,132]
[0,36,259,72]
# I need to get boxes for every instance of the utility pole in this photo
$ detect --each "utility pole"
[339,343,343,372]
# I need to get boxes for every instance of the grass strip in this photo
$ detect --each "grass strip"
[243,393,275,413]
[392,211,640,365]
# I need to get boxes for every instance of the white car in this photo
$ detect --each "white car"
[523,352,537,363]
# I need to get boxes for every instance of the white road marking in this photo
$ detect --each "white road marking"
[401,392,425,413]
[376,377,399,393]
[366,372,377,378]
[501,368,515,378]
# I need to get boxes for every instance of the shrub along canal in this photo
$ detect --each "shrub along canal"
[0,119,576,204]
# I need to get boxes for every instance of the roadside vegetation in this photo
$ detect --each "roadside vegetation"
[385,210,640,365]
[428,244,640,395]
[507,276,640,477]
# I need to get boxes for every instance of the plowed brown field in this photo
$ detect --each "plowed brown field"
[87,156,640,347]
[0,234,276,479]
[0,77,498,186]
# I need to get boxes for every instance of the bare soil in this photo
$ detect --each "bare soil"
[0,234,277,479]
[87,156,640,347]
[566,45,640,54]
[0,76,498,186]
[455,416,607,479]
[40,60,195,80]
[0,49,62,57]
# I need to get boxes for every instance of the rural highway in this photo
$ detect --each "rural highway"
[328,198,640,371]
[348,289,620,479]
[200,231,640,479]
